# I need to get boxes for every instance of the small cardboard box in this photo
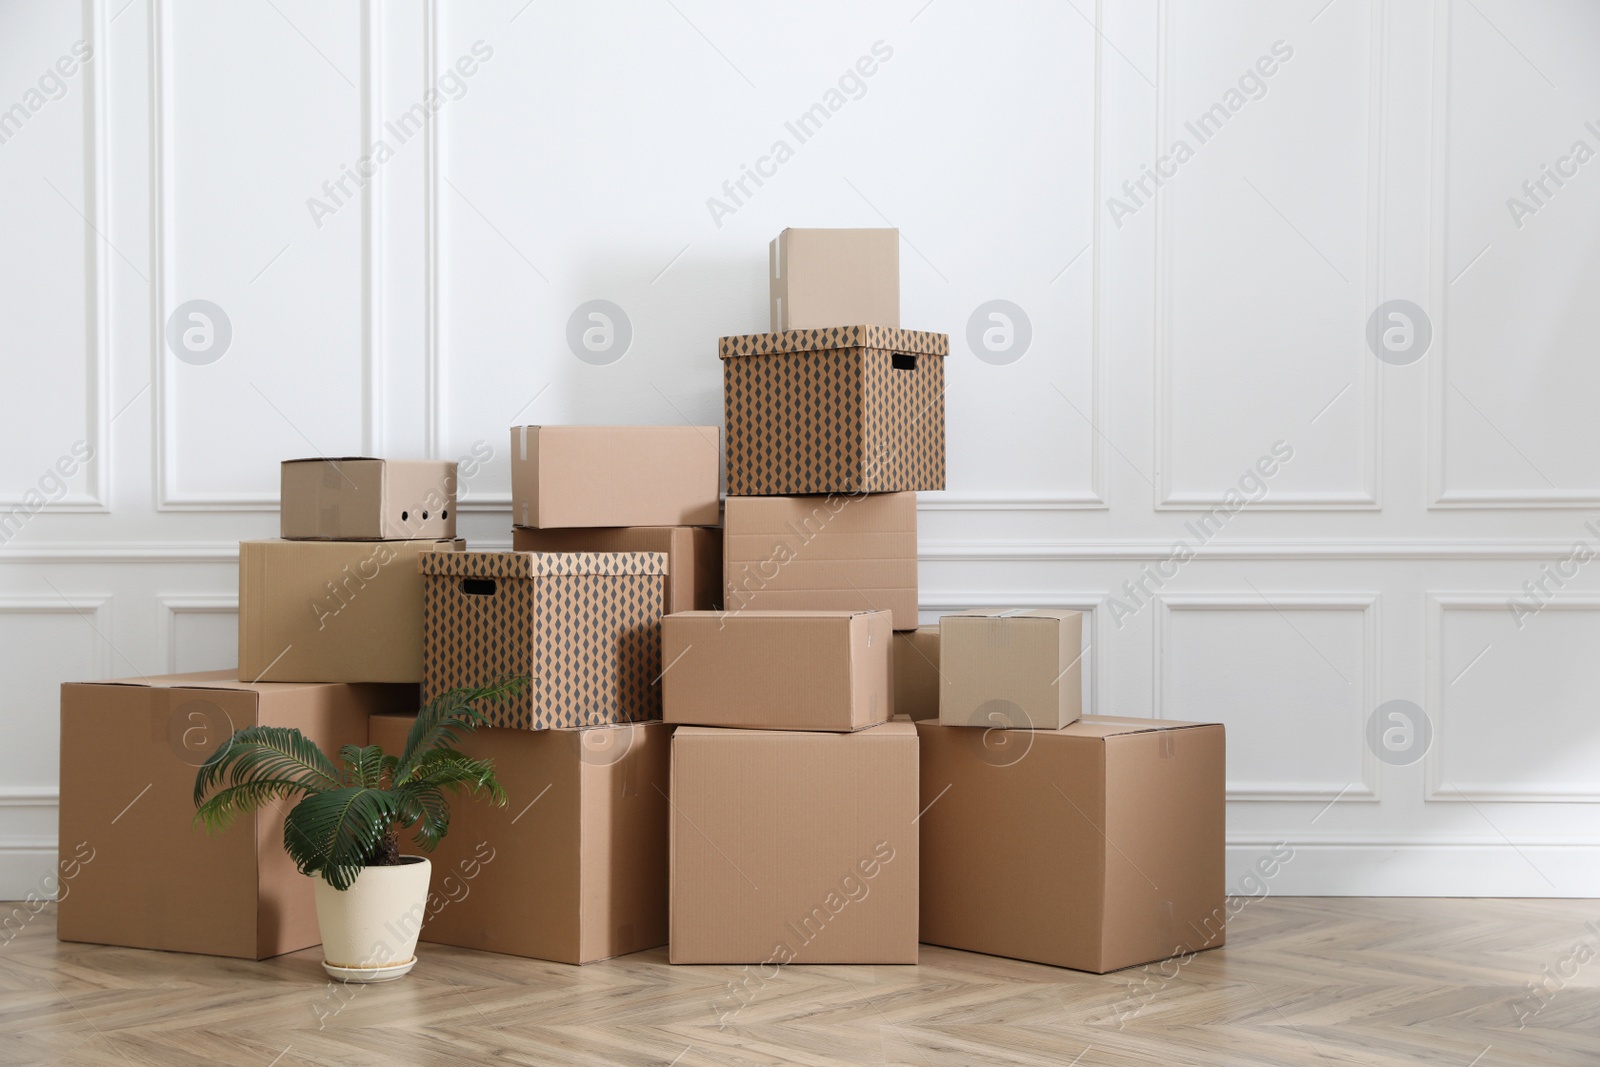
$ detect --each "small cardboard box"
[917,716,1226,974]
[280,457,457,540]
[512,525,721,613]
[368,714,670,965]
[769,227,899,332]
[420,551,666,730]
[720,327,946,495]
[939,609,1083,730]
[723,492,917,630]
[510,425,721,529]
[239,538,465,684]
[669,722,919,965]
[57,672,417,959]
[661,609,892,732]
[893,627,941,721]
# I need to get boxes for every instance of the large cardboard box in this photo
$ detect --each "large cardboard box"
[661,610,892,732]
[723,492,917,630]
[420,551,666,730]
[917,716,1226,973]
[669,722,918,964]
[57,672,416,959]
[892,627,940,721]
[512,525,721,613]
[280,457,457,540]
[720,327,946,495]
[368,714,670,965]
[239,538,465,684]
[769,227,899,332]
[510,425,720,529]
[939,609,1083,730]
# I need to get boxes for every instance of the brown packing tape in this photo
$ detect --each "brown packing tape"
[321,463,343,489]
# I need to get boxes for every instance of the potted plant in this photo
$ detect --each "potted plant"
[193,679,523,982]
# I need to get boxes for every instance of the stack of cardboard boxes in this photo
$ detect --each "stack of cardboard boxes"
[55,227,1226,979]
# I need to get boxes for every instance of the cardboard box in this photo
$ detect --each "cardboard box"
[769,227,899,332]
[661,610,892,732]
[510,425,721,529]
[893,627,940,721]
[420,551,666,730]
[669,722,918,964]
[239,538,465,684]
[939,609,1083,730]
[720,326,947,495]
[512,525,721,613]
[723,492,917,631]
[57,671,417,959]
[917,716,1226,974]
[280,457,457,540]
[368,714,670,965]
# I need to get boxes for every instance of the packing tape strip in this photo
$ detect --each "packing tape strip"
[1160,731,1176,758]
[321,462,344,489]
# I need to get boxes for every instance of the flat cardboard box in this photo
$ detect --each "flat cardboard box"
[940,609,1083,730]
[917,716,1225,974]
[723,492,917,630]
[661,610,892,732]
[280,457,457,540]
[368,714,670,965]
[57,672,417,959]
[769,227,899,332]
[670,722,918,965]
[512,525,721,613]
[239,538,465,684]
[720,326,946,495]
[893,627,940,721]
[420,551,666,730]
[510,426,721,529]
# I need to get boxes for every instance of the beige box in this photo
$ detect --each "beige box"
[58,672,417,959]
[670,722,919,964]
[917,716,1226,973]
[769,227,899,332]
[892,627,940,721]
[368,714,670,965]
[239,538,464,684]
[420,551,666,730]
[720,327,946,495]
[280,457,457,540]
[513,525,721,613]
[723,492,917,630]
[661,610,892,732]
[939,609,1083,730]
[510,425,720,529]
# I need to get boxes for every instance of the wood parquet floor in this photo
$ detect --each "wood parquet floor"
[1,897,1596,1066]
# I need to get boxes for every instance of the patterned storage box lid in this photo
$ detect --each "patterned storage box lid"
[718,326,949,360]
[418,550,667,578]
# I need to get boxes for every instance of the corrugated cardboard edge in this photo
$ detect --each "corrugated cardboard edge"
[718,326,949,359]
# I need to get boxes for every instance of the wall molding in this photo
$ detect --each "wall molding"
[1426,593,1600,803]
[156,594,239,673]
[1153,0,1383,510]
[1155,592,1381,802]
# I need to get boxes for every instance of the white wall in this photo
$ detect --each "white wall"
[2,0,1597,897]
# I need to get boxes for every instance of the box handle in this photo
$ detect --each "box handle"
[891,352,917,371]
[461,578,497,596]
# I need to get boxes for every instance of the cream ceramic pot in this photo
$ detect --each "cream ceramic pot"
[312,857,432,982]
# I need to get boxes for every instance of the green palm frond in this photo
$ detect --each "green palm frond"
[194,779,306,832]
[397,784,450,852]
[340,744,387,789]
[192,726,343,807]
[404,749,507,806]
[394,678,526,782]
[286,788,405,891]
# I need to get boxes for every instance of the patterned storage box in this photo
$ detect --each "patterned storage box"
[719,326,948,495]
[419,551,666,730]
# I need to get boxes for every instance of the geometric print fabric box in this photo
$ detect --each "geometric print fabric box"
[420,551,666,729]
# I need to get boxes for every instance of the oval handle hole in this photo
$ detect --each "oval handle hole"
[891,352,917,371]
[462,578,497,596]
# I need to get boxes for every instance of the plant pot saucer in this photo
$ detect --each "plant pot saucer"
[321,957,416,983]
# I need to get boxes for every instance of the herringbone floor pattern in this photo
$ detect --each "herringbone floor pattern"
[1,897,1595,1066]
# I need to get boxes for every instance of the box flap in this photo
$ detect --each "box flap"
[418,550,669,578]
[942,607,1079,622]
[1055,715,1221,739]
[281,456,381,464]
[64,670,327,695]
[718,326,948,359]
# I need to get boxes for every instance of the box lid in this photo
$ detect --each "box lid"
[64,669,326,695]
[718,326,949,360]
[943,608,1079,623]
[418,550,668,578]
[672,720,916,741]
